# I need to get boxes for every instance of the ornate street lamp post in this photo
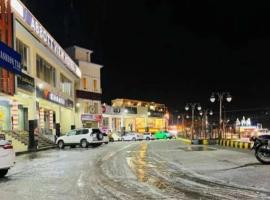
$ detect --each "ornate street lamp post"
[185,103,202,140]
[210,92,232,139]
[199,109,213,139]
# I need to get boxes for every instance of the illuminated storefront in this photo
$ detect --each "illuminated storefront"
[102,99,167,133]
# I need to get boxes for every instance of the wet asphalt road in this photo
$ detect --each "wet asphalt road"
[1,140,270,200]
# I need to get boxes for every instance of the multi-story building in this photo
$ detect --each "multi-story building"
[0,0,81,135]
[66,46,103,129]
[102,99,168,133]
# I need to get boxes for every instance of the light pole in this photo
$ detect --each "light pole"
[210,92,232,139]
[199,109,213,139]
[185,103,202,140]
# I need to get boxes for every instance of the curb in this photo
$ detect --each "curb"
[218,140,252,149]
[177,138,218,145]
[15,146,56,156]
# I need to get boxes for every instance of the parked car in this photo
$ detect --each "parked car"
[0,139,15,178]
[56,128,109,149]
[154,130,171,139]
[121,132,144,141]
[109,132,122,142]
[143,132,155,140]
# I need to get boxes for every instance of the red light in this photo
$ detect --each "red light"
[3,144,13,149]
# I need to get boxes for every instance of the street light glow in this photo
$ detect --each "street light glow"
[185,106,189,111]
[226,94,232,102]
[210,94,215,103]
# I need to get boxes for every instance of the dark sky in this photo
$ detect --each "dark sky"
[21,0,270,120]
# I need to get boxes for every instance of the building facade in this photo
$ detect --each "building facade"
[102,99,168,133]
[0,0,81,135]
[66,46,103,129]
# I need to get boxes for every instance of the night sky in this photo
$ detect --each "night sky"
[21,0,270,124]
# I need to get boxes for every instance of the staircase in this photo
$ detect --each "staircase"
[4,130,56,150]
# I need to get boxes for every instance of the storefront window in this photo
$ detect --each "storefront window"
[16,38,29,71]
[60,74,72,96]
[103,117,109,127]
[93,79,97,91]
[82,77,87,90]
[36,54,56,87]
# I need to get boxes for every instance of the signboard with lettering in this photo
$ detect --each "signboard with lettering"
[17,73,35,92]
[81,114,102,122]
[0,41,21,74]
[11,0,81,78]
[36,87,73,108]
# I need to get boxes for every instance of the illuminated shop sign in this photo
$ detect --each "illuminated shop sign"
[81,114,102,122]
[49,93,65,106]
[11,0,81,78]
[36,87,73,108]
[0,41,21,74]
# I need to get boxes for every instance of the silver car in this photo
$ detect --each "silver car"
[121,132,143,141]
[143,132,155,140]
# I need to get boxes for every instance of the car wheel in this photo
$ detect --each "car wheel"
[146,137,150,140]
[58,140,65,149]
[132,137,136,141]
[80,139,88,148]
[97,133,104,141]
[105,142,109,144]
[110,138,114,142]
[0,169,8,178]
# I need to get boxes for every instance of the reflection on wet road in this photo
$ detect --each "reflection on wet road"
[1,140,270,199]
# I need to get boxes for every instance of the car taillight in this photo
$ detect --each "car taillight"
[3,144,13,149]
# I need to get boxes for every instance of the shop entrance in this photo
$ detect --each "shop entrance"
[42,109,55,135]
[18,105,28,131]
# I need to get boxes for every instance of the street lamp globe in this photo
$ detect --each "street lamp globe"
[197,105,202,111]
[209,110,213,115]
[177,115,181,119]
[185,106,189,111]
[210,94,215,103]
[147,112,151,116]
[199,111,203,116]
[226,94,232,102]
[186,115,190,119]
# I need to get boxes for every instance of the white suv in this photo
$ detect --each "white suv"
[0,139,15,178]
[56,128,109,149]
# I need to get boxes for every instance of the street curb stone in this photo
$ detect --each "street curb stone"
[15,146,56,156]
